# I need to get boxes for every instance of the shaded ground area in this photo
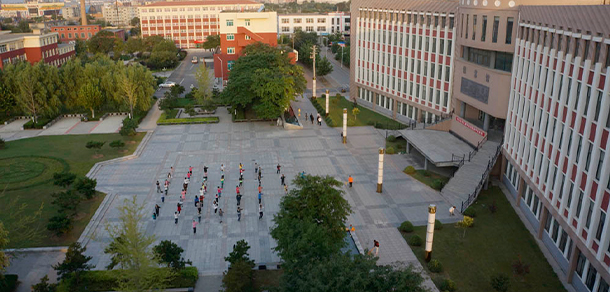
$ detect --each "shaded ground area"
[402,185,567,292]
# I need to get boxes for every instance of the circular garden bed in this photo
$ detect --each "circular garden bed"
[0,156,69,191]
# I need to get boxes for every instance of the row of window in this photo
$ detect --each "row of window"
[55,27,96,31]
[60,32,93,39]
[358,88,443,123]
[463,47,513,72]
[358,8,455,29]
[460,14,514,45]
[281,17,350,25]
[142,5,260,13]
[142,21,219,26]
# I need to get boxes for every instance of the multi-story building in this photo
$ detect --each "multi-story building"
[0,31,75,69]
[502,4,610,292]
[138,0,263,49]
[50,25,101,42]
[61,6,81,20]
[351,0,458,125]
[278,12,350,36]
[351,0,610,292]
[214,11,278,84]
[0,1,64,18]
[102,4,139,26]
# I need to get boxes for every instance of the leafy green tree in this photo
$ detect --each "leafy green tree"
[85,141,105,154]
[194,64,213,105]
[250,67,302,119]
[53,172,77,188]
[130,17,140,27]
[112,38,125,60]
[221,260,255,292]
[0,195,44,248]
[126,38,144,54]
[316,56,333,77]
[52,242,94,286]
[153,240,192,269]
[0,222,9,274]
[87,30,116,54]
[202,34,220,50]
[104,235,126,270]
[0,71,17,116]
[76,82,104,118]
[224,240,255,268]
[74,177,97,199]
[104,196,173,290]
[110,140,126,149]
[271,175,351,270]
[4,62,61,124]
[51,190,81,215]
[31,275,57,292]
[74,39,87,57]
[47,213,73,236]
[115,64,155,118]
[11,20,32,33]
[292,30,318,51]
[59,58,85,110]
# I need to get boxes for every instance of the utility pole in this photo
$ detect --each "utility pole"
[341,45,344,69]
[311,44,317,98]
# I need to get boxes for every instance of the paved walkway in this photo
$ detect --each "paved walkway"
[0,115,125,141]
[138,100,163,132]
[440,140,501,212]
[5,249,67,292]
[400,129,474,167]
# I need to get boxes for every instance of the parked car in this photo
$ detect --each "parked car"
[159,81,176,88]
[192,56,198,64]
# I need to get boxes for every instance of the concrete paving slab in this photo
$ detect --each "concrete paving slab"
[39,117,80,136]
[0,119,29,132]
[400,129,473,166]
[5,250,66,292]
[66,121,98,134]
[91,115,126,134]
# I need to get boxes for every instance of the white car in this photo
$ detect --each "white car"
[159,81,176,88]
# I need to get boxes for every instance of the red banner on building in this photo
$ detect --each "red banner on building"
[455,116,486,137]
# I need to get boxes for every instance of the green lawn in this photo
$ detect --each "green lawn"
[313,96,406,129]
[173,98,196,108]
[401,186,566,292]
[386,136,407,154]
[0,133,145,248]
[404,168,449,190]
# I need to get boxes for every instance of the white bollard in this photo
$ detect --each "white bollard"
[377,148,384,193]
[342,108,347,144]
[325,89,330,116]
[425,204,436,262]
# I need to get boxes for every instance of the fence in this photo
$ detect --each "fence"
[459,140,504,213]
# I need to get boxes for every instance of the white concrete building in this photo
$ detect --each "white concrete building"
[278,12,350,36]
[102,4,139,26]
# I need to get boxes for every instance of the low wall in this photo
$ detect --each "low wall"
[450,116,487,148]
[426,118,451,131]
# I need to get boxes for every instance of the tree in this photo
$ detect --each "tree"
[112,38,125,60]
[153,240,192,269]
[270,175,351,270]
[130,17,140,27]
[47,213,73,236]
[352,107,360,120]
[0,222,9,274]
[110,140,126,150]
[285,253,426,292]
[74,39,87,58]
[126,38,144,54]
[31,275,57,292]
[0,71,17,116]
[202,34,220,50]
[4,62,62,124]
[52,242,94,286]
[53,172,77,188]
[115,64,155,118]
[104,235,126,270]
[76,82,104,118]
[194,64,213,105]
[316,56,333,77]
[51,190,81,215]
[0,195,44,248]
[222,240,256,292]
[491,273,510,292]
[85,141,105,154]
[74,177,97,199]
[250,67,303,119]
[456,216,474,238]
[104,196,173,290]
[87,30,116,54]
[224,240,255,268]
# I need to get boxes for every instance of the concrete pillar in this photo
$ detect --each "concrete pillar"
[80,0,87,25]
[342,108,347,144]
[424,159,429,170]
[406,142,411,154]
[313,78,317,99]
[537,207,548,240]
[460,101,466,118]
[392,99,398,119]
[377,148,384,193]
[516,178,525,207]
[483,112,491,132]
[325,89,330,116]
[417,108,422,123]
[567,246,580,284]
[483,177,489,190]
[425,204,437,262]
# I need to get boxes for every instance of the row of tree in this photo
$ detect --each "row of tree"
[0,56,155,123]
[288,30,333,77]
[221,43,306,119]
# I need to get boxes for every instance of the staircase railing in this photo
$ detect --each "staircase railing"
[459,140,503,213]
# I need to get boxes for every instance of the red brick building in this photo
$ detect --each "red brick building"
[0,31,75,69]
[51,25,102,42]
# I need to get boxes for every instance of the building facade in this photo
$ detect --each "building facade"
[102,4,139,26]
[350,0,458,125]
[50,25,101,42]
[0,1,64,18]
[278,12,350,36]
[61,6,81,20]
[0,31,75,69]
[502,4,610,292]
[138,0,263,49]
[214,11,278,83]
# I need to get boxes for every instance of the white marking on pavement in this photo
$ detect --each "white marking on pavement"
[180,78,185,85]
[189,64,194,70]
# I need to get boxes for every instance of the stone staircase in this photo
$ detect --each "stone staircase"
[440,139,502,213]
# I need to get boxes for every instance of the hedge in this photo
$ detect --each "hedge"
[23,118,51,129]
[57,267,199,291]
[0,274,19,292]
[157,116,219,125]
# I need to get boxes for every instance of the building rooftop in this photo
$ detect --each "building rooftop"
[0,33,36,42]
[144,0,259,7]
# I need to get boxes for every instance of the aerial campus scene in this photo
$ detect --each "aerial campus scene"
[0,0,609,291]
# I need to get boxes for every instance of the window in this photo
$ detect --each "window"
[595,91,603,122]
[585,142,592,172]
[505,17,514,44]
[472,15,477,40]
[596,151,604,180]
[306,26,314,32]
[227,47,235,54]
[317,18,325,23]
[294,18,302,23]
[599,279,610,292]
[226,33,234,40]
[467,47,491,66]
[492,16,499,43]
[585,200,594,229]
[575,252,586,277]
[481,16,487,41]
[245,19,250,26]
[226,19,233,26]
[596,211,606,241]
[585,266,597,291]
[306,18,314,23]
[227,60,235,71]
[576,191,584,218]
[317,26,326,32]
[465,14,469,39]
[282,18,289,24]
[495,52,513,72]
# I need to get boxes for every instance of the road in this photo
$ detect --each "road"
[300,45,350,97]
[154,50,215,99]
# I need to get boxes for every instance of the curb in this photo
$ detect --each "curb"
[3,246,69,253]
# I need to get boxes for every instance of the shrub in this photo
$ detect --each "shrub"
[0,137,5,149]
[184,104,197,116]
[490,273,510,292]
[407,235,422,246]
[512,255,530,280]
[47,213,73,235]
[0,274,19,292]
[427,259,443,273]
[74,177,97,199]
[439,279,457,292]
[109,140,125,149]
[85,141,105,153]
[32,275,57,292]
[386,135,397,142]
[386,147,395,154]
[404,166,416,174]
[463,206,477,218]
[399,221,414,233]
[53,172,77,187]
[61,267,199,291]
[434,219,443,230]
[120,117,138,136]
[422,170,431,177]
[431,179,444,190]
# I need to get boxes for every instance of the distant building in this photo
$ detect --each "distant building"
[278,12,350,36]
[102,4,139,26]
[61,6,81,20]
[104,28,126,40]
[50,25,101,42]
[214,11,278,83]
[0,31,75,69]
[0,1,65,18]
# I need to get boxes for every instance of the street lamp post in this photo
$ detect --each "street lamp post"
[377,148,384,193]
[342,108,347,144]
[341,45,344,69]
[216,55,224,89]
[425,204,437,262]
[311,45,317,98]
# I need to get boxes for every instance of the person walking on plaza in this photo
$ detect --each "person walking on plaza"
[237,207,242,222]
[277,164,281,174]
[239,176,243,187]
[310,114,314,124]
[194,195,199,207]
[239,163,243,170]
[189,166,193,173]
[155,204,160,217]
[449,206,456,216]
[348,175,353,188]
[177,203,182,215]
[259,204,264,220]
[236,193,242,206]
[221,164,225,173]
[284,184,288,194]
[281,174,285,186]
[221,175,225,189]
[258,185,262,194]
[236,185,240,195]
[198,207,202,222]
[213,201,218,214]
[219,208,224,223]
[174,212,178,224]
[156,181,161,193]
[258,191,262,204]
[217,186,222,198]
[255,162,258,175]
[192,220,197,234]
[153,212,157,220]
[181,190,186,202]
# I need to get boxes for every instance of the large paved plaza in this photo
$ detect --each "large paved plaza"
[81,101,457,282]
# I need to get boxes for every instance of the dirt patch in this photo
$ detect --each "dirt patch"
[92,154,105,159]
[118,149,129,153]
[126,140,137,144]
